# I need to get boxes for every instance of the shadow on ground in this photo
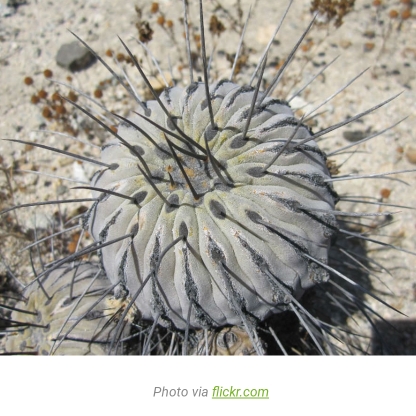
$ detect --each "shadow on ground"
[371,319,416,355]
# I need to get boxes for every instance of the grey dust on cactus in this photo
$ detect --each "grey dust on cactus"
[1,0,415,355]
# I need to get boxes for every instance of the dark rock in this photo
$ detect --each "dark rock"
[342,129,367,142]
[56,41,96,72]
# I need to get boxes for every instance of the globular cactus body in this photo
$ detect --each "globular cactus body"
[1,262,126,355]
[87,81,337,330]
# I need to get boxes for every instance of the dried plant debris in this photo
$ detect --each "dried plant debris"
[310,0,355,27]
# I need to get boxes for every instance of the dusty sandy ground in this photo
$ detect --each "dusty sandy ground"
[0,0,415,354]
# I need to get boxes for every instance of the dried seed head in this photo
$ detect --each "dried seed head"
[43,69,53,78]
[389,9,399,18]
[94,89,103,99]
[38,89,48,99]
[24,76,34,86]
[150,2,159,14]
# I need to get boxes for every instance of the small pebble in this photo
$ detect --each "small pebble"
[364,42,375,52]
[339,40,352,49]
[405,147,416,164]
[56,184,69,196]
